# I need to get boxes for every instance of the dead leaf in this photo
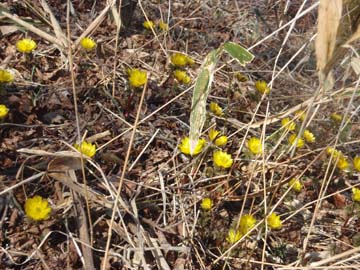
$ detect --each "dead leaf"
[0,25,19,35]
[333,193,346,208]
[48,156,82,172]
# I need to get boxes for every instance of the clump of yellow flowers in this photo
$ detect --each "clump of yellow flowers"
[173,70,191,84]
[128,68,147,88]
[200,197,213,211]
[16,38,37,53]
[25,195,51,221]
[0,69,14,83]
[289,178,303,192]
[208,129,228,147]
[281,117,296,131]
[266,212,282,229]
[213,150,233,169]
[80,37,97,51]
[352,187,360,202]
[354,156,360,172]
[209,102,223,116]
[255,80,270,94]
[226,214,256,244]
[288,134,304,148]
[179,137,206,156]
[170,53,194,67]
[143,20,155,30]
[226,228,242,244]
[74,141,96,158]
[0,104,9,119]
[247,137,263,155]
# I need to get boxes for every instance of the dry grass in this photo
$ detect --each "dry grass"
[0,0,360,269]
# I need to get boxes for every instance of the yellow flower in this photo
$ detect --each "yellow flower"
[0,104,9,119]
[213,150,233,169]
[326,148,348,171]
[201,197,213,211]
[16,38,37,53]
[208,129,227,146]
[289,178,303,193]
[281,117,296,131]
[158,20,169,31]
[326,147,341,159]
[173,70,191,84]
[267,213,282,230]
[352,187,360,202]
[209,129,220,141]
[143,20,155,30]
[288,134,304,148]
[128,68,147,88]
[0,69,14,83]
[354,156,360,172]
[80,37,97,51]
[226,228,242,244]
[239,214,256,235]
[255,80,270,94]
[209,102,223,116]
[295,110,306,121]
[247,137,262,155]
[74,141,96,158]
[303,129,315,143]
[214,136,228,147]
[24,195,51,221]
[336,156,349,171]
[178,137,206,156]
[170,53,194,67]
[330,112,342,122]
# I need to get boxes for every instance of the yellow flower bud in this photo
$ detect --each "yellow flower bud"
[247,137,262,155]
[239,214,256,235]
[226,228,242,244]
[74,141,96,158]
[209,102,223,116]
[128,68,147,88]
[0,104,9,119]
[288,134,304,148]
[255,80,270,94]
[143,20,155,30]
[281,117,296,131]
[80,37,97,51]
[0,69,14,83]
[266,213,282,230]
[352,187,360,202]
[178,137,206,156]
[200,197,213,211]
[289,178,303,193]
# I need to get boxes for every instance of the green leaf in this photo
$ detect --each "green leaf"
[223,42,254,66]
[189,49,221,155]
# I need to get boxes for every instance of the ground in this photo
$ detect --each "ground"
[1,0,360,269]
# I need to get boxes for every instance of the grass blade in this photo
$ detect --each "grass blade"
[223,42,254,66]
[189,49,220,155]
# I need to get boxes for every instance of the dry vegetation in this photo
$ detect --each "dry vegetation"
[1,0,360,269]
